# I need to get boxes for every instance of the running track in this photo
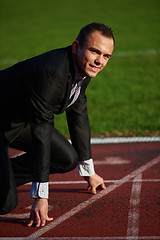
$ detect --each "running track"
[0,138,160,240]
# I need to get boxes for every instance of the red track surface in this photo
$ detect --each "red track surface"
[0,142,160,240]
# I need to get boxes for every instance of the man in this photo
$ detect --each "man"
[0,23,115,227]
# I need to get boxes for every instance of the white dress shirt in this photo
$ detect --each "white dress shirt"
[30,159,95,198]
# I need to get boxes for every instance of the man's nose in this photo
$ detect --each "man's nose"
[95,55,103,65]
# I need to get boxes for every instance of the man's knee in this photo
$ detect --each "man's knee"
[50,148,78,174]
[0,176,18,215]
[68,150,78,171]
[0,193,18,215]
[0,148,18,215]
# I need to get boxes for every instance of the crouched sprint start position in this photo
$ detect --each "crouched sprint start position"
[0,22,115,227]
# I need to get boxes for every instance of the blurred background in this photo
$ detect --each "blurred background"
[0,0,160,137]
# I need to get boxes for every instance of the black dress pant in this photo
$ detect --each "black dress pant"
[0,124,78,214]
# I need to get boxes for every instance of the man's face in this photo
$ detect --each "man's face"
[72,30,114,78]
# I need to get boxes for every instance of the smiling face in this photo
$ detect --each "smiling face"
[72,30,114,78]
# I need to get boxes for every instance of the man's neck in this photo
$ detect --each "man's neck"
[72,55,86,81]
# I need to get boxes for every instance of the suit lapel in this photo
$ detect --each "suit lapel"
[59,46,91,113]
[60,75,72,112]
[59,46,75,113]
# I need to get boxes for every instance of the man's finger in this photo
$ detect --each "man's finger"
[40,212,46,227]
[101,182,106,190]
[46,216,53,221]
[35,211,41,227]
[27,212,34,227]
[90,186,97,194]
[27,220,34,227]
[87,185,96,194]
[27,214,53,227]
[41,219,46,227]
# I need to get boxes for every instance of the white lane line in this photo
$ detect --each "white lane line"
[127,174,142,239]
[2,179,159,220]
[26,155,160,239]
[9,136,160,158]
[94,157,130,165]
[0,205,53,220]
[48,179,159,184]
[34,237,160,239]
[91,136,160,144]
[39,237,160,240]
[1,236,160,240]
[25,179,160,185]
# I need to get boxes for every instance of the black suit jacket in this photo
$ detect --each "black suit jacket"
[0,46,92,182]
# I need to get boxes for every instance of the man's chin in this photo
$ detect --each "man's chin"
[80,69,99,78]
[86,71,99,78]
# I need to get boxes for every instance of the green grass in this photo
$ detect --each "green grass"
[0,0,160,137]
[88,55,160,136]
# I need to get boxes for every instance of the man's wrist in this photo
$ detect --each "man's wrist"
[78,158,95,176]
[30,182,49,199]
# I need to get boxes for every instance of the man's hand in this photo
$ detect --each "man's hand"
[27,198,53,227]
[83,173,106,194]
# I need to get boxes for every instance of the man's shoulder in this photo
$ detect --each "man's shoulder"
[24,45,72,71]
[37,45,72,62]
[26,46,70,61]
[49,45,72,56]
[45,45,72,66]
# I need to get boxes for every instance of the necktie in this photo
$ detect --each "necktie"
[67,79,83,108]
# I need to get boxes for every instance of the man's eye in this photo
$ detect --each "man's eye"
[89,48,99,54]
[91,50,97,54]
[104,54,111,59]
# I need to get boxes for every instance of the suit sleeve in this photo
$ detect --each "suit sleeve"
[27,68,59,182]
[66,78,92,161]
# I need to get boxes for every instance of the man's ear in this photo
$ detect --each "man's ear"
[72,40,79,55]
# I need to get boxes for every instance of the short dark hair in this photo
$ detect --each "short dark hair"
[76,22,115,46]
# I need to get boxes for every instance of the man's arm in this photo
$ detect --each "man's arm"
[26,67,59,226]
[66,79,106,194]
[66,84,92,161]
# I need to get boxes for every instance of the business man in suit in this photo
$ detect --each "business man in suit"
[0,22,115,227]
